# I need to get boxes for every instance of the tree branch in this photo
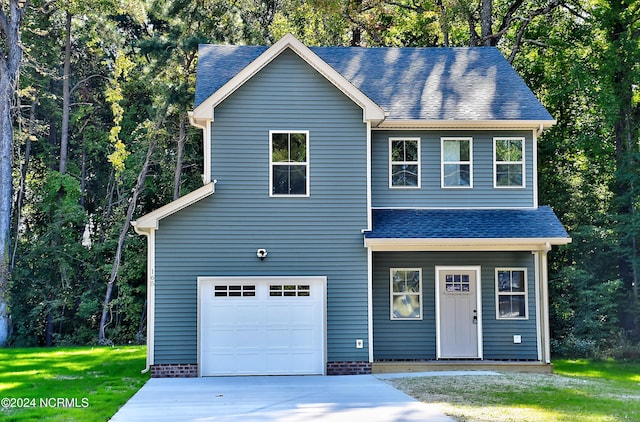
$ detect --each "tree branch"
[70,74,108,95]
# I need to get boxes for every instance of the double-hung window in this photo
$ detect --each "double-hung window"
[270,131,309,196]
[390,269,422,320]
[494,137,525,188]
[389,138,420,188]
[496,268,528,319]
[441,137,472,188]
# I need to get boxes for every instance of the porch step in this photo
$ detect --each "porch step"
[372,360,553,374]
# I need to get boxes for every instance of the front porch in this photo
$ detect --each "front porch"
[372,360,554,374]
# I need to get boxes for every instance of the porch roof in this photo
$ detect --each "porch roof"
[365,206,570,248]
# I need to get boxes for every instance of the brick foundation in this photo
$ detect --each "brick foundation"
[150,362,371,377]
[151,363,198,378]
[326,361,372,375]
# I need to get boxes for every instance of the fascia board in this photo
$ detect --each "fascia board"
[364,237,571,251]
[132,182,216,231]
[374,119,557,130]
[191,34,385,124]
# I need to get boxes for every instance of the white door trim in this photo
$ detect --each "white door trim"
[435,266,483,359]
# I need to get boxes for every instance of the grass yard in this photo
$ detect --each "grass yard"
[388,359,640,422]
[0,346,148,422]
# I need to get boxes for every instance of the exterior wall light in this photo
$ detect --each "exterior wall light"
[256,249,268,260]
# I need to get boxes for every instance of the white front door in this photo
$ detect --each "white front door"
[436,266,482,359]
[198,276,326,376]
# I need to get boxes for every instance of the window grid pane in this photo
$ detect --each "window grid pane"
[495,138,523,187]
[271,132,308,195]
[445,273,470,293]
[269,284,311,297]
[442,139,471,187]
[391,269,421,320]
[390,139,419,188]
[497,270,527,318]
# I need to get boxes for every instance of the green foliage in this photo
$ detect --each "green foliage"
[4,0,640,354]
[106,51,135,176]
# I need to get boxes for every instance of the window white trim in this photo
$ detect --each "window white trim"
[389,137,421,189]
[495,268,529,320]
[441,137,473,188]
[269,130,310,197]
[390,268,423,320]
[493,137,526,188]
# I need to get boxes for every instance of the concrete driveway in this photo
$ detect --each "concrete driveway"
[110,375,455,422]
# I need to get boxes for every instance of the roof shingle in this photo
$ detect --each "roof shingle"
[195,44,554,122]
[365,206,569,240]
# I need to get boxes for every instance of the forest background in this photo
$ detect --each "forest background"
[0,0,638,357]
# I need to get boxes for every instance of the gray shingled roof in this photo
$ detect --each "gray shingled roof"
[365,206,569,239]
[195,44,554,122]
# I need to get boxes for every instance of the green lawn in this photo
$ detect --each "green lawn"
[0,346,149,422]
[2,348,638,422]
[388,359,640,422]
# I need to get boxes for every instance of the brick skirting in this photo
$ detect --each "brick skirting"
[151,362,372,377]
[326,361,372,375]
[151,364,198,378]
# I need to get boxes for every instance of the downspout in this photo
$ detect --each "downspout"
[532,127,539,208]
[366,121,372,232]
[132,223,156,374]
[533,251,542,361]
[364,120,374,364]
[541,242,552,364]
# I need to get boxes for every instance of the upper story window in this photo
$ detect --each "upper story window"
[389,138,420,188]
[441,137,472,188]
[270,131,309,196]
[496,268,528,319]
[494,137,525,188]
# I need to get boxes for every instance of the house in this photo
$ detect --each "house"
[132,34,571,377]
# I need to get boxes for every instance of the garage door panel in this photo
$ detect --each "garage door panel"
[199,277,325,376]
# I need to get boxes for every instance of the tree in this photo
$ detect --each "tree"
[597,0,640,333]
[0,0,30,346]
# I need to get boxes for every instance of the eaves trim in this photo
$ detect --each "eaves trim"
[364,237,571,252]
[374,120,557,130]
[132,182,216,232]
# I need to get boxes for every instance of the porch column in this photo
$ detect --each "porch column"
[540,242,551,364]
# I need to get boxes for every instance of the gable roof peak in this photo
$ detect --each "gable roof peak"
[193,35,555,129]
[192,33,385,125]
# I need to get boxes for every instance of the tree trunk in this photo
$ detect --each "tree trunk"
[10,100,34,269]
[59,11,72,175]
[98,125,159,343]
[0,0,28,347]
[136,298,146,343]
[480,0,493,46]
[173,113,186,200]
[0,91,11,346]
[435,0,450,47]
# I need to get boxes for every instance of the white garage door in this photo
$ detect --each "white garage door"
[198,276,326,376]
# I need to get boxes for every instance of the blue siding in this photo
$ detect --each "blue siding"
[373,251,538,360]
[371,130,535,208]
[154,50,370,364]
